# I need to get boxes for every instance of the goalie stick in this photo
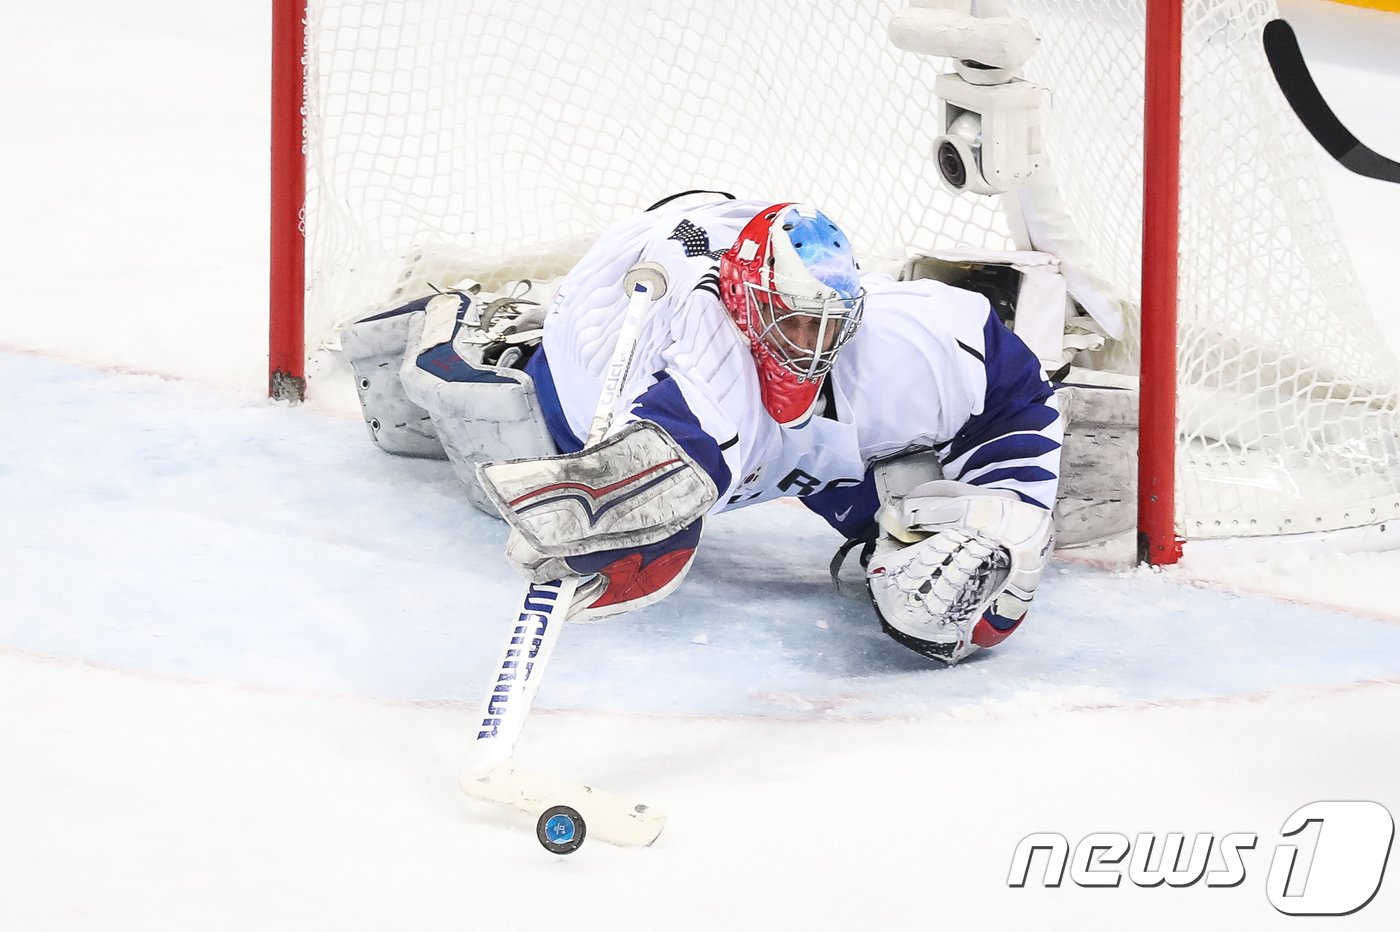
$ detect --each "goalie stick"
[460,262,670,848]
[1263,19,1400,184]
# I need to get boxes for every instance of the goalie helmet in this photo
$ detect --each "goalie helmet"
[719,204,866,426]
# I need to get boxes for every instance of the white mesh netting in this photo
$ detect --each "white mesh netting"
[303,0,1400,541]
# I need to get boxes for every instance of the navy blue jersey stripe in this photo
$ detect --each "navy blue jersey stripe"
[1011,490,1049,509]
[525,346,582,453]
[960,432,1061,473]
[631,371,733,494]
[943,314,1057,466]
[966,465,1058,488]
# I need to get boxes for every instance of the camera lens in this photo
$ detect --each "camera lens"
[937,140,967,190]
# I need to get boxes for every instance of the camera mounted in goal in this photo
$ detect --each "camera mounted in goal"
[890,1,1044,195]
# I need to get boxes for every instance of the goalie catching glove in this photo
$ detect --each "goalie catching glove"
[476,420,719,621]
[866,480,1053,664]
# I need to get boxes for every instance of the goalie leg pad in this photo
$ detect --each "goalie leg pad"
[340,301,449,459]
[480,420,719,568]
[397,294,557,517]
[1053,381,1138,546]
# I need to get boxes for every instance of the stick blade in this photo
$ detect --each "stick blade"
[1263,17,1400,182]
[461,764,667,847]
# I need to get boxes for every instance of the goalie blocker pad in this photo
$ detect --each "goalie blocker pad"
[558,517,704,622]
[480,421,716,621]
[478,420,719,559]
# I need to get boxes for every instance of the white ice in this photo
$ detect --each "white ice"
[3,1,1400,930]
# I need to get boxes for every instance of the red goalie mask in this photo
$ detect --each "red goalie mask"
[719,203,866,427]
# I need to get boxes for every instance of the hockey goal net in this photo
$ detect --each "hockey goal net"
[274,0,1400,554]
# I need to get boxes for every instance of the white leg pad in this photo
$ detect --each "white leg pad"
[398,309,557,517]
[1053,380,1138,546]
[340,308,449,459]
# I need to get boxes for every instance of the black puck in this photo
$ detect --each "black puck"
[536,805,586,855]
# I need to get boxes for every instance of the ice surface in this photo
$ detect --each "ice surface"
[9,352,1400,721]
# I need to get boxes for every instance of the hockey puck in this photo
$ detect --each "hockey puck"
[536,805,587,855]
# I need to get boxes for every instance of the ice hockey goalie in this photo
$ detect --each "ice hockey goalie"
[338,194,1147,666]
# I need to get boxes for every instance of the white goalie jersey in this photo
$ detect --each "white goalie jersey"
[530,198,1063,541]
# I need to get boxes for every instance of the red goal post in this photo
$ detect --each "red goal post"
[269,0,308,404]
[1139,0,1183,564]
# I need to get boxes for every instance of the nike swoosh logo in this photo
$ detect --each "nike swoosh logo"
[834,506,854,522]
